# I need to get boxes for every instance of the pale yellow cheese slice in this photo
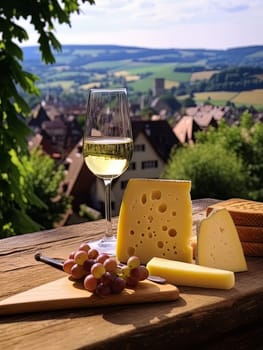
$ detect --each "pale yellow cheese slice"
[146,257,235,289]
[197,208,247,272]
[116,179,193,264]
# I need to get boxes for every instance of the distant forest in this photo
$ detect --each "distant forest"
[176,67,263,95]
[22,44,263,69]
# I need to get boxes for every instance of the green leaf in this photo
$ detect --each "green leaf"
[0,0,95,236]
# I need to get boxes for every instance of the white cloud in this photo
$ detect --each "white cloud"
[19,0,263,49]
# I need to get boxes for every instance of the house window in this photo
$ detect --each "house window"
[141,160,158,169]
[134,144,145,152]
[128,162,136,170]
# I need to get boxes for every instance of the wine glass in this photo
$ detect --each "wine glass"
[83,88,133,255]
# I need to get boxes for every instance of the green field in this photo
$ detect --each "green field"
[191,70,218,81]
[31,45,263,109]
[83,60,134,70]
[126,64,190,93]
[194,90,263,109]
[45,60,192,94]
[232,89,263,107]
[37,80,75,90]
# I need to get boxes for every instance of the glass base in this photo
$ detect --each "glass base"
[88,236,117,256]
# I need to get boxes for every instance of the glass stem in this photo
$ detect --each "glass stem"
[104,179,113,238]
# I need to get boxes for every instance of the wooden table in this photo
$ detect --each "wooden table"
[0,199,263,350]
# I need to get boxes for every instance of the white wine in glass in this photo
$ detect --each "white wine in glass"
[83,88,133,255]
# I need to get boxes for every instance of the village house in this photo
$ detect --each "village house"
[28,102,83,157]
[59,119,179,224]
[173,105,228,144]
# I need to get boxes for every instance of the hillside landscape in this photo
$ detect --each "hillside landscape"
[22,45,263,109]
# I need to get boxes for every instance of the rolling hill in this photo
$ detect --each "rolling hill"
[21,45,263,108]
[22,44,263,68]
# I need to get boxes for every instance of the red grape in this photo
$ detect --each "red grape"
[103,257,118,272]
[127,256,140,269]
[130,267,141,280]
[78,243,91,252]
[88,248,99,260]
[126,276,138,287]
[83,258,95,274]
[111,277,126,294]
[137,265,149,281]
[74,250,89,265]
[91,262,106,279]
[68,251,75,259]
[130,265,149,281]
[63,258,75,274]
[96,282,111,297]
[96,253,110,264]
[70,263,85,280]
[84,274,98,292]
[100,271,115,286]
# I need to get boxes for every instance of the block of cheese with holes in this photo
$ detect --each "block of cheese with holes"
[197,208,248,272]
[116,178,193,264]
[146,257,235,289]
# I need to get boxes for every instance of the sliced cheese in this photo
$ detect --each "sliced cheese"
[146,257,235,289]
[116,179,193,264]
[197,208,247,272]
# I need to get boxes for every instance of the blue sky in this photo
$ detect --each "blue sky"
[21,0,263,49]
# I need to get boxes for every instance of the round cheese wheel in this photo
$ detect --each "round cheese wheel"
[206,198,263,227]
[241,242,263,257]
[236,225,263,243]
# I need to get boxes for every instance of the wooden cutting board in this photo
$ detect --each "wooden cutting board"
[0,277,179,316]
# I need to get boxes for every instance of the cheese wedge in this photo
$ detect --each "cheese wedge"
[116,179,193,264]
[197,208,247,272]
[146,257,235,289]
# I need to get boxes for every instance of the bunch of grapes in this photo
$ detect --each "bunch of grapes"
[63,243,149,296]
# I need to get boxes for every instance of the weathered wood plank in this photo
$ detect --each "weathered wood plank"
[0,200,262,350]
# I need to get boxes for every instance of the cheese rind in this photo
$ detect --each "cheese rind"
[146,257,235,289]
[197,208,248,272]
[116,179,192,264]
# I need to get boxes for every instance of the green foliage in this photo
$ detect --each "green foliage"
[0,0,95,237]
[140,107,157,119]
[162,143,248,200]
[79,204,102,221]
[26,148,72,230]
[162,112,263,201]
[0,149,46,238]
[158,94,182,112]
[182,96,196,108]
[196,113,263,200]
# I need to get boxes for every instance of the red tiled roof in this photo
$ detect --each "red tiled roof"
[173,116,195,144]
[173,105,228,144]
